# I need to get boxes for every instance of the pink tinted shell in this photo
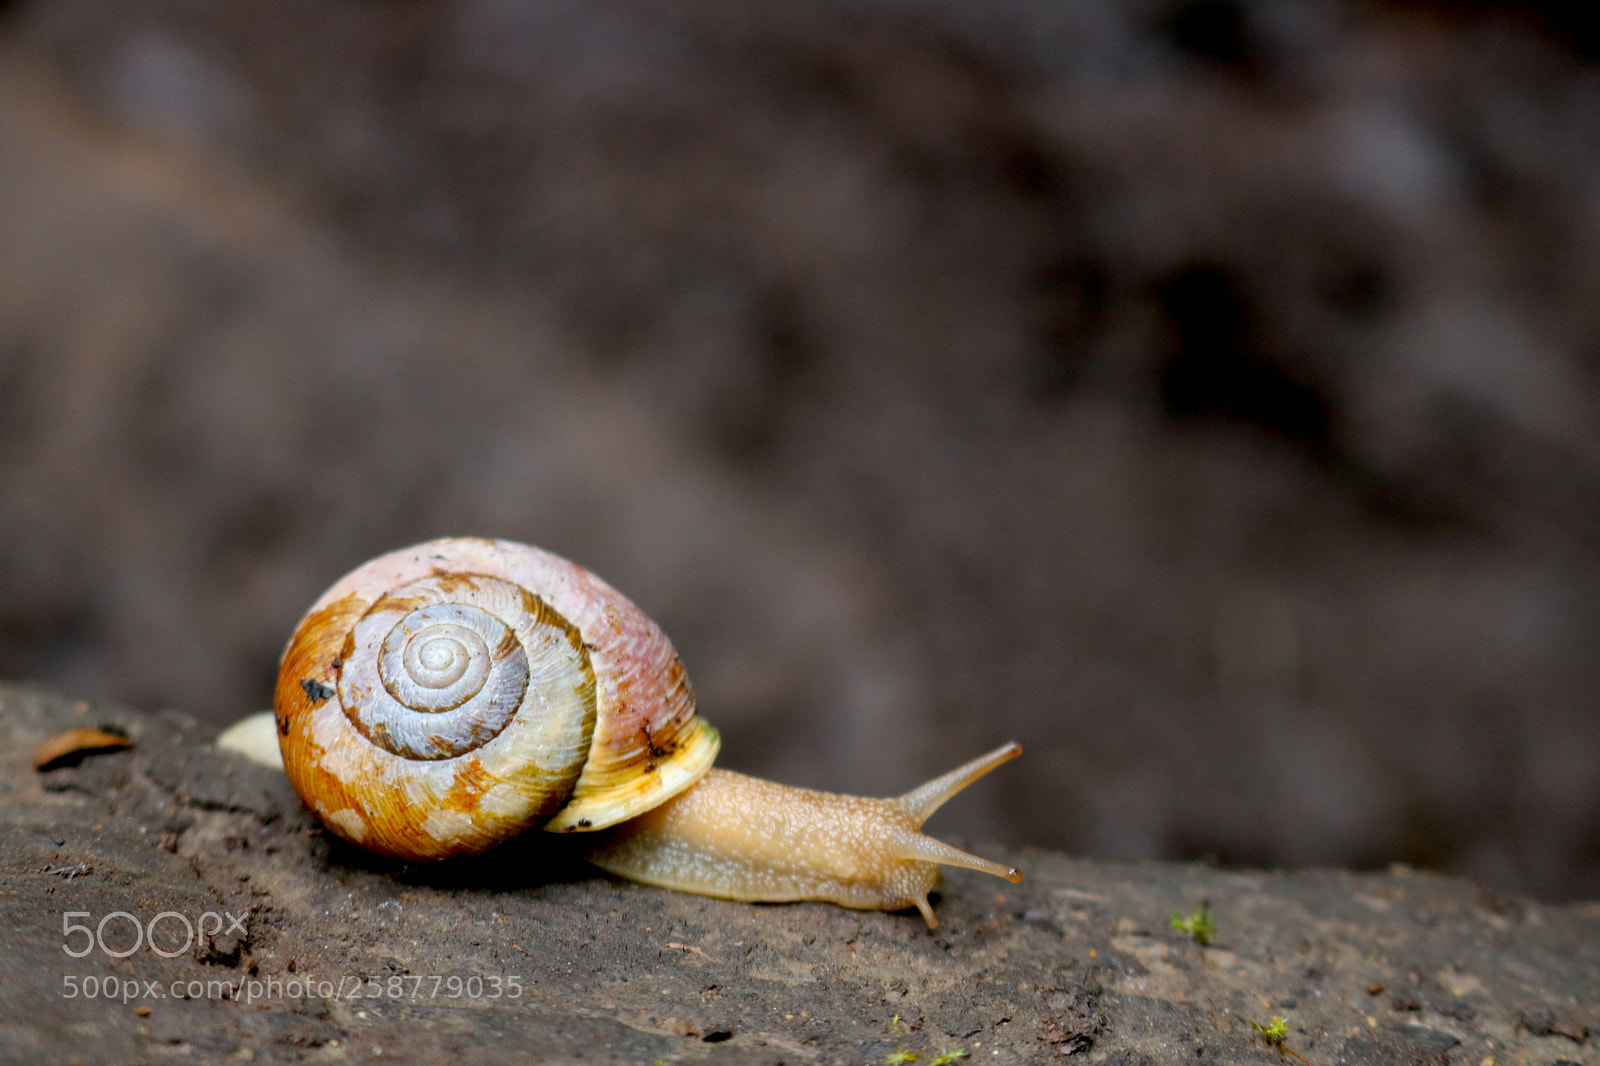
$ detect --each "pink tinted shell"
[274,537,720,861]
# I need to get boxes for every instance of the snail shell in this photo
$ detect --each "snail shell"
[275,537,719,860]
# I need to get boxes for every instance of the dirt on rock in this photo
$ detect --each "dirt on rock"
[1,684,1595,1065]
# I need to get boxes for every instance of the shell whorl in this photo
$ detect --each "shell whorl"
[342,575,580,762]
[274,538,720,861]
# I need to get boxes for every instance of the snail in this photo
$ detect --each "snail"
[221,537,1021,928]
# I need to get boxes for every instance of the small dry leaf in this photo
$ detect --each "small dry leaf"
[33,728,133,771]
[667,941,713,960]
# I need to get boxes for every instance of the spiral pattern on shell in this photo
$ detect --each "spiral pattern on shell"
[274,538,720,861]
[342,575,574,762]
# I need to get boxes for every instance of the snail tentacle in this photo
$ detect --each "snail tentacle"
[898,742,1021,826]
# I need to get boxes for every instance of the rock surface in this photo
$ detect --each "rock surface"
[1,683,1595,1065]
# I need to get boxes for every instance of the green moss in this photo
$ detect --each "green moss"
[1249,1015,1287,1048]
[1170,900,1216,945]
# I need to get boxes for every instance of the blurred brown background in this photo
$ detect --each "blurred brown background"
[2,0,1598,900]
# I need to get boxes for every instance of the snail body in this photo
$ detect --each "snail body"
[251,537,1020,928]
